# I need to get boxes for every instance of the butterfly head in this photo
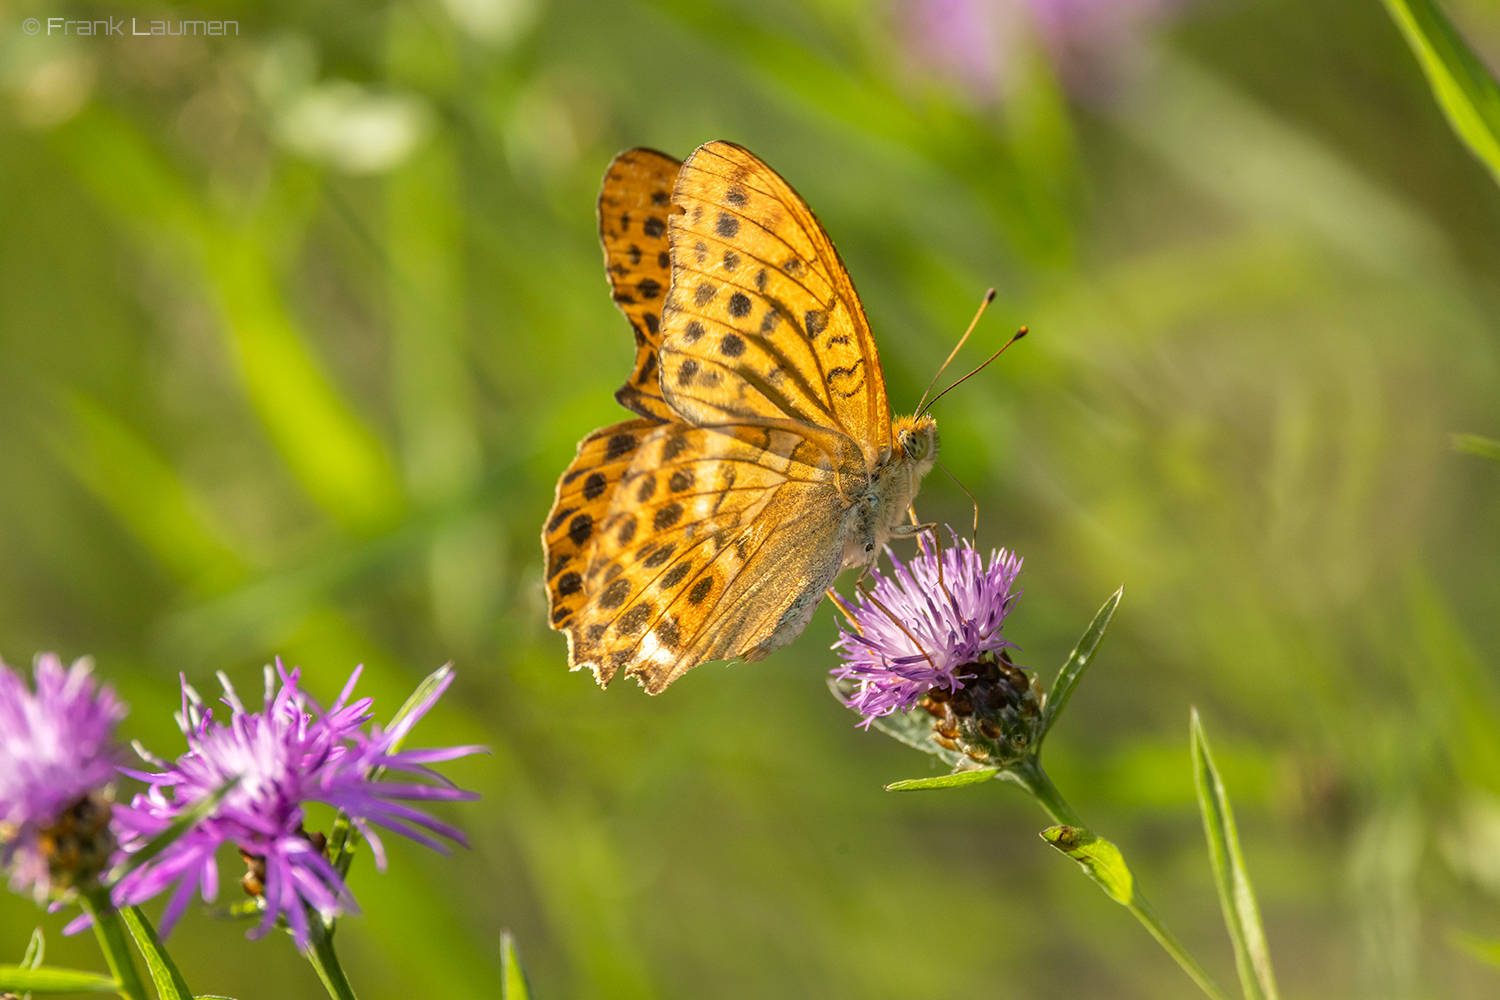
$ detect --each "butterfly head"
[892,413,939,474]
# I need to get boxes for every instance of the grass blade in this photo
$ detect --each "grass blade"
[1192,709,1280,1000]
[0,966,119,993]
[1039,587,1122,746]
[119,907,192,1000]
[1453,433,1500,463]
[500,931,532,1000]
[1383,0,1500,186]
[884,769,1001,792]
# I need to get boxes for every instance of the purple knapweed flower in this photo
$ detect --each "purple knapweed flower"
[832,531,1023,725]
[898,0,1190,102]
[0,653,126,902]
[110,661,484,948]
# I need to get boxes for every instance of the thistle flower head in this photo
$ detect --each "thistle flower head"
[832,531,1023,724]
[0,654,126,902]
[111,661,484,949]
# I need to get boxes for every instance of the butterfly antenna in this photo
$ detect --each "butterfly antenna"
[916,288,997,415]
[935,460,980,547]
[917,326,1028,420]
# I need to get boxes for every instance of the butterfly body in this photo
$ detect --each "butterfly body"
[544,142,939,693]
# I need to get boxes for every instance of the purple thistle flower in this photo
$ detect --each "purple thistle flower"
[898,0,1190,102]
[110,661,484,949]
[832,531,1023,725]
[0,653,126,902]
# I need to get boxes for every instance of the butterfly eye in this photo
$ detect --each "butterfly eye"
[902,430,929,461]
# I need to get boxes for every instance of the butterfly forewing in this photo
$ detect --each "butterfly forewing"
[598,148,684,423]
[659,141,893,466]
[562,422,863,692]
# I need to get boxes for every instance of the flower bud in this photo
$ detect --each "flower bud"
[918,651,1043,766]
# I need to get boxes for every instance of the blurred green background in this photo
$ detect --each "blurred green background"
[3,0,1500,995]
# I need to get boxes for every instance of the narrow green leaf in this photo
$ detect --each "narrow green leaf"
[884,768,1001,792]
[0,966,118,993]
[1383,0,1500,187]
[1453,433,1500,463]
[1192,709,1280,1000]
[1451,929,1500,967]
[111,778,239,881]
[385,663,454,755]
[21,926,44,969]
[329,663,455,875]
[119,907,193,1000]
[1040,825,1135,905]
[500,931,533,1000]
[1039,587,1122,746]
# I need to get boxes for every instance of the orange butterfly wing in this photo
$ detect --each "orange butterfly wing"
[657,141,893,466]
[597,148,684,423]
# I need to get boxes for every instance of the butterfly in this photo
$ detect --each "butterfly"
[543,140,939,694]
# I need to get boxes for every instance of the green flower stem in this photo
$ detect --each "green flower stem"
[80,888,148,1000]
[1004,757,1084,827]
[304,921,359,1000]
[1007,759,1232,1000]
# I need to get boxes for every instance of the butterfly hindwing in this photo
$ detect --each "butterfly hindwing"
[543,417,663,631]
[562,421,863,691]
[598,148,684,423]
[658,141,893,466]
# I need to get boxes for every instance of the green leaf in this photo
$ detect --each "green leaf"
[884,768,1001,792]
[385,663,454,755]
[119,907,193,1000]
[0,966,119,993]
[500,931,533,1000]
[1451,929,1500,967]
[21,926,44,969]
[1039,588,1123,746]
[329,663,455,876]
[1039,825,1135,905]
[1192,709,1280,1000]
[1383,0,1500,187]
[111,777,239,881]
[1453,433,1500,463]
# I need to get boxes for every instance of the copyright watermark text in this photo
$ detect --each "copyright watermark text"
[22,16,239,36]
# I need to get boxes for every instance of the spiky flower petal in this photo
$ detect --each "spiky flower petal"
[111,662,484,948]
[0,654,126,901]
[832,532,1023,724]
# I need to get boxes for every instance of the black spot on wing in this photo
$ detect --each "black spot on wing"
[616,603,653,636]
[600,578,630,609]
[653,503,684,531]
[569,513,593,545]
[605,434,637,460]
